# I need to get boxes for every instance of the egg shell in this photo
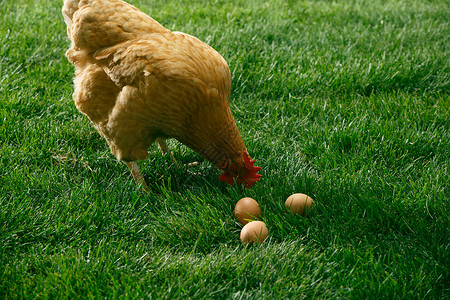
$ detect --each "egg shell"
[234,197,261,225]
[240,221,269,245]
[285,193,314,215]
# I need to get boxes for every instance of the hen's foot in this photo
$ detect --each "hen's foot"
[187,161,199,167]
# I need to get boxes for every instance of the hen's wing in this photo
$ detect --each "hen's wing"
[93,32,233,158]
[94,33,230,96]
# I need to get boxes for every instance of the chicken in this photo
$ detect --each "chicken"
[62,0,261,189]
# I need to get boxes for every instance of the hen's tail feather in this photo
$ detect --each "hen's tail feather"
[62,0,79,29]
[63,0,170,52]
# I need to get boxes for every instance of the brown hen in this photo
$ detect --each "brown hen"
[62,0,261,190]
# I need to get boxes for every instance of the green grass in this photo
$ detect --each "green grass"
[1,0,449,298]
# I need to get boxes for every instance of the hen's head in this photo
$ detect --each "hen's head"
[218,151,262,188]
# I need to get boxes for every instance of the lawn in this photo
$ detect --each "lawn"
[1,0,449,298]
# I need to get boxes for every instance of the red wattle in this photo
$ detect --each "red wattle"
[218,151,262,188]
[219,172,235,185]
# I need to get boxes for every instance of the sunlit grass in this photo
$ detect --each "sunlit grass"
[1,0,448,298]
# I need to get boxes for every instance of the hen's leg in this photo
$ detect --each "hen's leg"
[125,161,149,192]
[156,138,198,167]
[156,138,170,154]
[156,138,178,165]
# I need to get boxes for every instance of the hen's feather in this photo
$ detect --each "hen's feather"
[63,0,261,186]
[64,0,168,51]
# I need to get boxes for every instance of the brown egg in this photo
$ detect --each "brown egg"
[285,193,314,215]
[234,197,261,225]
[240,221,269,245]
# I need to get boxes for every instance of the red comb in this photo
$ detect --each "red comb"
[218,151,262,188]
[242,151,262,188]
